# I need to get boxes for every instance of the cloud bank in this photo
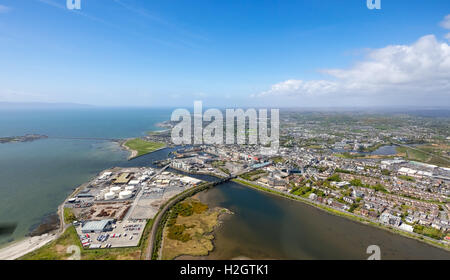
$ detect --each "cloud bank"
[257,15,450,107]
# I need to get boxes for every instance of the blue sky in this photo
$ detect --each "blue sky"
[0,0,449,107]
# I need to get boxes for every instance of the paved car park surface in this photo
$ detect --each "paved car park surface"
[75,220,146,248]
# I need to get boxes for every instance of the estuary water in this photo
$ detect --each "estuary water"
[196,182,450,260]
[0,108,171,246]
[1,108,449,259]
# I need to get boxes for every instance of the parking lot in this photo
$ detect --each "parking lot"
[75,220,147,249]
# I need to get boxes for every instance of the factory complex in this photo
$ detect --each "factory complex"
[65,166,202,249]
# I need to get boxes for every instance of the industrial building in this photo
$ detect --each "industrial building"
[81,219,115,233]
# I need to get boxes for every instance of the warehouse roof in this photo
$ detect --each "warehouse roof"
[81,219,114,232]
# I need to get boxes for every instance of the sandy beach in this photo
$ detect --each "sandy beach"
[0,234,56,260]
[120,139,138,160]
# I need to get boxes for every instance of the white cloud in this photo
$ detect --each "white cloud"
[440,14,450,29]
[445,33,450,41]
[0,5,11,13]
[259,79,338,97]
[258,15,450,106]
[258,35,450,105]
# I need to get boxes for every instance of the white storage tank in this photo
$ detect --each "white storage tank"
[110,186,121,193]
[125,185,135,191]
[119,190,133,199]
[104,192,116,200]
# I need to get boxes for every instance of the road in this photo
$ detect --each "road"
[143,164,260,260]
[124,164,170,221]
[143,184,206,260]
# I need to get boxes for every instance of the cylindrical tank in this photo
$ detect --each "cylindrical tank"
[104,192,116,200]
[125,186,135,191]
[110,186,121,193]
[119,190,132,199]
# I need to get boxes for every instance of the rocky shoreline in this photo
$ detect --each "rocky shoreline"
[28,213,60,237]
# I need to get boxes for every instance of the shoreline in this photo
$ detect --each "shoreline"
[0,133,165,259]
[4,142,448,259]
[120,138,167,160]
[170,203,233,260]
[0,234,56,260]
[0,170,107,260]
[120,139,138,160]
[231,178,450,252]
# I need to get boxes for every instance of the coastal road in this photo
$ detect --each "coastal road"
[142,165,259,260]
[143,183,211,260]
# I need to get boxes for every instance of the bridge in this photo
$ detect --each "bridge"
[143,160,266,259]
[144,171,240,259]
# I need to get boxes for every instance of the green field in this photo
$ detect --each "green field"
[396,146,450,168]
[124,138,166,158]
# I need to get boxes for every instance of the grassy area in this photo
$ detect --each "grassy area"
[335,152,366,159]
[162,199,223,260]
[151,182,218,260]
[240,169,267,181]
[398,175,415,182]
[306,145,323,150]
[20,226,142,260]
[211,161,225,167]
[396,145,450,168]
[271,156,286,163]
[211,161,230,175]
[414,225,445,240]
[63,208,76,224]
[397,146,428,161]
[218,167,231,175]
[124,138,166,158]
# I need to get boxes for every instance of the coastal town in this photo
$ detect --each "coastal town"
[4,111,449,260]
[2,0,450,270]
[168,140,450,243]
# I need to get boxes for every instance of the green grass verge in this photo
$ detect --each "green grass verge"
[63,208,76,224]
[396,146,450,168]
[124,138,166,157]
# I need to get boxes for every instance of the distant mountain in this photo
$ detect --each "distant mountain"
[0,102,94,110]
